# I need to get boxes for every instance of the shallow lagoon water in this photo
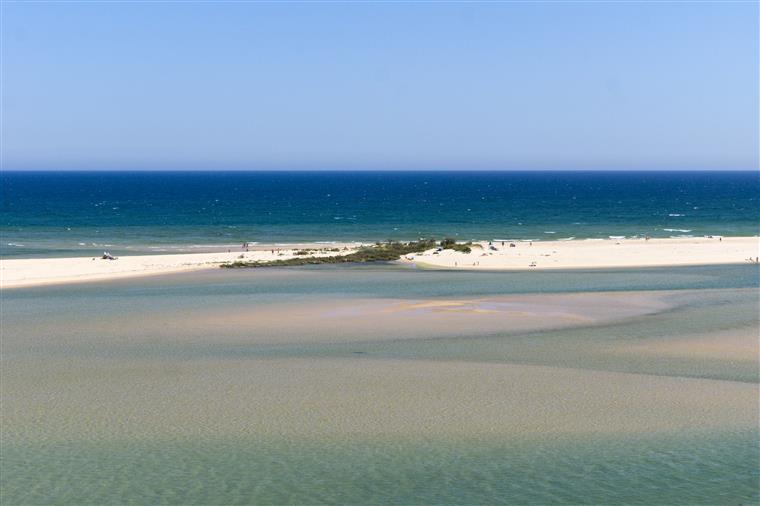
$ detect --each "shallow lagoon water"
[4,432,757,505]
[2,264,758,504]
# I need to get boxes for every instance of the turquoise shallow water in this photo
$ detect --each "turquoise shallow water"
[2,265,758,505]
[3,432,758,505]
[5,262,758,306]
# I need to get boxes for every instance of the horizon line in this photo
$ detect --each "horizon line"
[2,168,759,173]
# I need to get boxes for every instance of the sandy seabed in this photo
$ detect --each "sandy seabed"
[1,265,758,504]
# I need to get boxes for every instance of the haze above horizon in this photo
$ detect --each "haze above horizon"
[1,2,758,171]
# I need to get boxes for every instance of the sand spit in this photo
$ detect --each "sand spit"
[0,242,364,289]
[405,236,759,270]
[1,236,757,289]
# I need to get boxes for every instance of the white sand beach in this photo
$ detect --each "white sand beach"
[1,236,757,289]
[0,242,364,289]
[406,236,759,271]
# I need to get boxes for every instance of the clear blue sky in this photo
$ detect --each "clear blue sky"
[1,1,757,170]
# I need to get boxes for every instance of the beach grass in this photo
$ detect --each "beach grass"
[220,239,440,268]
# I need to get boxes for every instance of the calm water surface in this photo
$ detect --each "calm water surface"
[2,265,758,505]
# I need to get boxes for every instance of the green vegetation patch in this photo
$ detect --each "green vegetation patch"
[441,238,472,253]
[221,239,443,268]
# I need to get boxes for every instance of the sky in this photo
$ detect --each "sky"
[1,1,757,171]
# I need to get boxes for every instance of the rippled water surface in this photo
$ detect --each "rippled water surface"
[4,432,757,505]
[2,171,758,257]
[2,265,758,504]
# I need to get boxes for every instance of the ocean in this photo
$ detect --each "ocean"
[1,170,758,257]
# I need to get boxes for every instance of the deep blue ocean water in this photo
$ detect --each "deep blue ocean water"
[1,171,758,257]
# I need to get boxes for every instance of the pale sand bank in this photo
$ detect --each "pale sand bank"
[405,236,759,270]
[0,242,364,289]
[1,236,757,289]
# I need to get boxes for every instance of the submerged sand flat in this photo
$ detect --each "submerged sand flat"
[609,327,760,363]
[3,284,756,444]
[2,267,758,504]
[172,291,673,345]
[2,357,757,444]
[1,236,758,288]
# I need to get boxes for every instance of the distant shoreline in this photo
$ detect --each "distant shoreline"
[1,236,758,289]
[0,233,753,259]
[4,171,759,259]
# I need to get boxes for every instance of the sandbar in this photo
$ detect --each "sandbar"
[1,236,757,289]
